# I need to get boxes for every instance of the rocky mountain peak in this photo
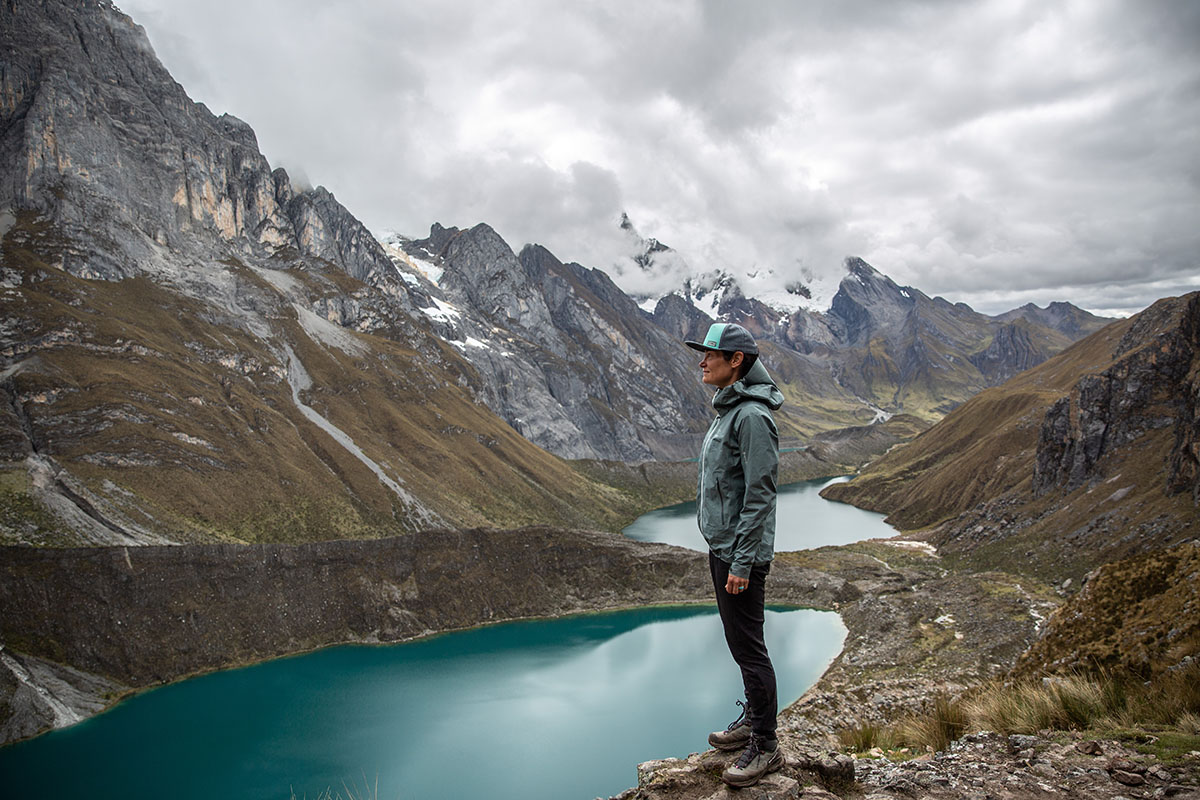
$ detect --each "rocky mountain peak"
[993,300,1111,339]
[828,257,919,346]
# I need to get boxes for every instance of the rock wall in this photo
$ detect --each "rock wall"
[0,528,708,689]
[1034,293,1200,498]
[0,0,414,311]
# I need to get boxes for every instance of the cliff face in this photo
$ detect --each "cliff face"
[1034,293,1200,499]
[0,0,409,304]
[0,0,671,545]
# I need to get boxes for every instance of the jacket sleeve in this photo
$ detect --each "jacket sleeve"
[730,406,779,577]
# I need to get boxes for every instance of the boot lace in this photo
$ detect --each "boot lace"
[734,734,764,769]
[725,699,748,731]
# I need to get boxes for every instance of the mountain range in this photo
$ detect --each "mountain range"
[0,0,1116,547]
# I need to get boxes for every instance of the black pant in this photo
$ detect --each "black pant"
[709,551,777,739]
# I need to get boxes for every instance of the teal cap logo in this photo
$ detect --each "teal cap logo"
[703,323,727,349]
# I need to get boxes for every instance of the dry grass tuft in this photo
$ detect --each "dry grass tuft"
[846,662,1200,756]
[964,673,1106,735]
[893,695,968,754]
[837,721,895,753]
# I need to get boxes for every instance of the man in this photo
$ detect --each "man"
[685,321,785,788]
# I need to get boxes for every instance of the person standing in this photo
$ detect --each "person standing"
[685,321,785,788]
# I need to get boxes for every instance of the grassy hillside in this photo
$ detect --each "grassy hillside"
[0,216,644,545]
[1013,540,1200,679]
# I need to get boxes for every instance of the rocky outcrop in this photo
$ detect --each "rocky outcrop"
[827,258,918,348]
[1034,293,1200,497]
[651,292,712,345]
[1169,295,1200,504]
[0,649,124,745]
[969,322,1049,384]
[622,732,1200,799]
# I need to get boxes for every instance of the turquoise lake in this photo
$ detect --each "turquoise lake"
[0,475,894,799]
[623,475,897,552]
[0,606,846,800]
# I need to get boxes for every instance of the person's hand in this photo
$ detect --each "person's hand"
[725,574,749,595]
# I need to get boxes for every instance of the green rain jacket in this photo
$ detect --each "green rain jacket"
[697,358,784,578]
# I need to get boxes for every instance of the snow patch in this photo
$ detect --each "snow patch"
[421,297,461,323]
[758,269,840,314]
[402,253,444,285]
[882,540,938,556]
[691,291,721,318]
[377,232,444,285]
[451,336,491,350]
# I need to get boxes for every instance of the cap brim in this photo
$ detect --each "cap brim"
[684,340,708,352]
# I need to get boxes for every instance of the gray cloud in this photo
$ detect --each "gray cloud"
[121,0,1199,317]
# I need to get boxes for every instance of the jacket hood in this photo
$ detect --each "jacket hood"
[712,359,784,412]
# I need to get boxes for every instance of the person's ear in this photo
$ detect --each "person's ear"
[730,351,744,370]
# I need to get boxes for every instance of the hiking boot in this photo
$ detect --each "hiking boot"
[708,700,752,751]
[722,733,784,787]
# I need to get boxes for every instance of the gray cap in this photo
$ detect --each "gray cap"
[684,322,758,355]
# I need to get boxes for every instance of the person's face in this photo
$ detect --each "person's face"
[700,349,742,388]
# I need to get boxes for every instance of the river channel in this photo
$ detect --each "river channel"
[0,477,894,800]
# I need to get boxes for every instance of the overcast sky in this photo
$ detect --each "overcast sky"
[121,0,1199,317]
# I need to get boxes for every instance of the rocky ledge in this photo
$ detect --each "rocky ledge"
[624,732,1200,799]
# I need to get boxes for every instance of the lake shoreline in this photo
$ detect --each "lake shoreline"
[0,526,1047,759]
[1,527,849,746]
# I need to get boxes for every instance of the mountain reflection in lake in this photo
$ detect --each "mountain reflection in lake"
[623,476,897,552]
[0,606,846,800]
